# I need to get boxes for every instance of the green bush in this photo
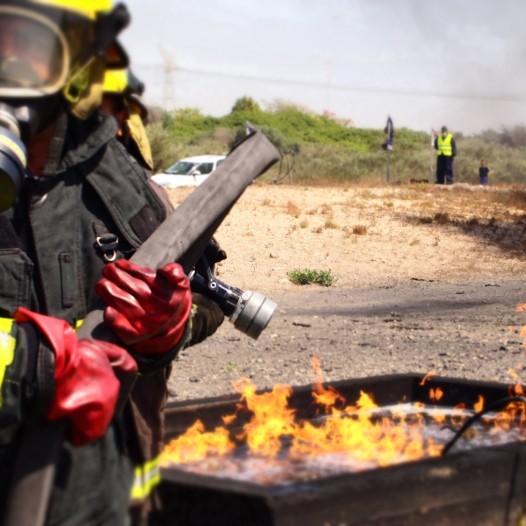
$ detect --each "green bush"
[287,269,336,287]
[231,96,262,113]
[146,121,185,172]
[147,103,526,184]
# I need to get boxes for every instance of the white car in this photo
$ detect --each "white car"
[152,155,226,189]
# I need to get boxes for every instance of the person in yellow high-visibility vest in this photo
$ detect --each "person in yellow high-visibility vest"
[434,126,458,184]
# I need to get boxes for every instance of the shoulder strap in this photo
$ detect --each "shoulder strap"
[85,139,167,248]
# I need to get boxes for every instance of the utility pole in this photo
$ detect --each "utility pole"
[159,44,176,111]
[429,128,435,182]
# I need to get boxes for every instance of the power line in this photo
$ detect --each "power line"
[135,63,526,103]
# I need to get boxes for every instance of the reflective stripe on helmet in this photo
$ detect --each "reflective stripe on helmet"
[103,68,128,95]
[103,68,144,97]
[0,318,16,407]
[31,0,112,20]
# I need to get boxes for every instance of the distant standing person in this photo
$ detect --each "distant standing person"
[434,126,458,184]
[479,159,490,186]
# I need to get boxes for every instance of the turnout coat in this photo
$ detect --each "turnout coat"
[0,110,182,525]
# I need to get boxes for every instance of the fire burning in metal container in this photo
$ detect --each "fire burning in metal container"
[161,366,526,486]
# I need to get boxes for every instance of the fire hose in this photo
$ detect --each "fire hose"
[4,128,280,526]
[441,395,526,455]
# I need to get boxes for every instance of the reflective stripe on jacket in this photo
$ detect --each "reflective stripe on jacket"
[130,456,161,502]
[0,318,15,406]
[437,134,453,156]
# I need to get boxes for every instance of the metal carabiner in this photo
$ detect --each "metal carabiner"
[95,235,118,262]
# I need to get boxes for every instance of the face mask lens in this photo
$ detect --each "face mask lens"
[0,13,66,93]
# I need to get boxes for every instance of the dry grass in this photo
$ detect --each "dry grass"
[285,200,301,217]
[320,204,333,216]
[165,184,526,293]
[434,212,451,224]
[324,218,339,229]
[352,225,368,235]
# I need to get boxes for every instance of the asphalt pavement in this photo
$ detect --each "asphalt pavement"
[169,278,526,401]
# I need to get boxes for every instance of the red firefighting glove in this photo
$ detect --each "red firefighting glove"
[13,307,137,447]
[95,259,193,355]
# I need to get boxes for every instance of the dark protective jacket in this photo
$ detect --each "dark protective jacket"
[0,110,184,525]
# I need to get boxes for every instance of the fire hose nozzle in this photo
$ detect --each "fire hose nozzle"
[230,290,277,340]
[189,269,277,340]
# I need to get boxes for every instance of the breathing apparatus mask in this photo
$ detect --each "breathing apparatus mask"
[0,0,130,212]
[0,95,65,212]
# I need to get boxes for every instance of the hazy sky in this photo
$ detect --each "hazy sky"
[120,0,526,134]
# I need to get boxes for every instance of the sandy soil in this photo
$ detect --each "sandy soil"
[165,183,526,401]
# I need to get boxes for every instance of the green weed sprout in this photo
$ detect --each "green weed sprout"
[287,269,336,287]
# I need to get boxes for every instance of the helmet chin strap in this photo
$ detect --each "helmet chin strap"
[28,95,64,139]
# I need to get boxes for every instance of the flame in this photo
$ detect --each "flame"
[311,354,346,411]
[161,372,526,481]
[430,387,443,401]
[161,420,234,463]
[160,302,526,482]
[288,389,444,466]
[312,354,323,384]
[474,395,485,413]
[419,371,437,386]
[233,377,296,456]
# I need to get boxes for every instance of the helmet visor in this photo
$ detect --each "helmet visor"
[0,8,69,96]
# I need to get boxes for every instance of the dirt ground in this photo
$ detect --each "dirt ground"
[165,183,526,401]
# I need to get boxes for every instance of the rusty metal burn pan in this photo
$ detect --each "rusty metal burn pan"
[158,374,526,526]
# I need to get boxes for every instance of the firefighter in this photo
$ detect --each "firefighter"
[0,1,195,525]
[101,66,227,345]
[101,67,154,171]
[100,66,227,350]
[99,66,226,524]
[434,125,458,185]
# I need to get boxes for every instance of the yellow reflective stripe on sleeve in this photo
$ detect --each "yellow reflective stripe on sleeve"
[0,318,16,407]
[130,457,161,502]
